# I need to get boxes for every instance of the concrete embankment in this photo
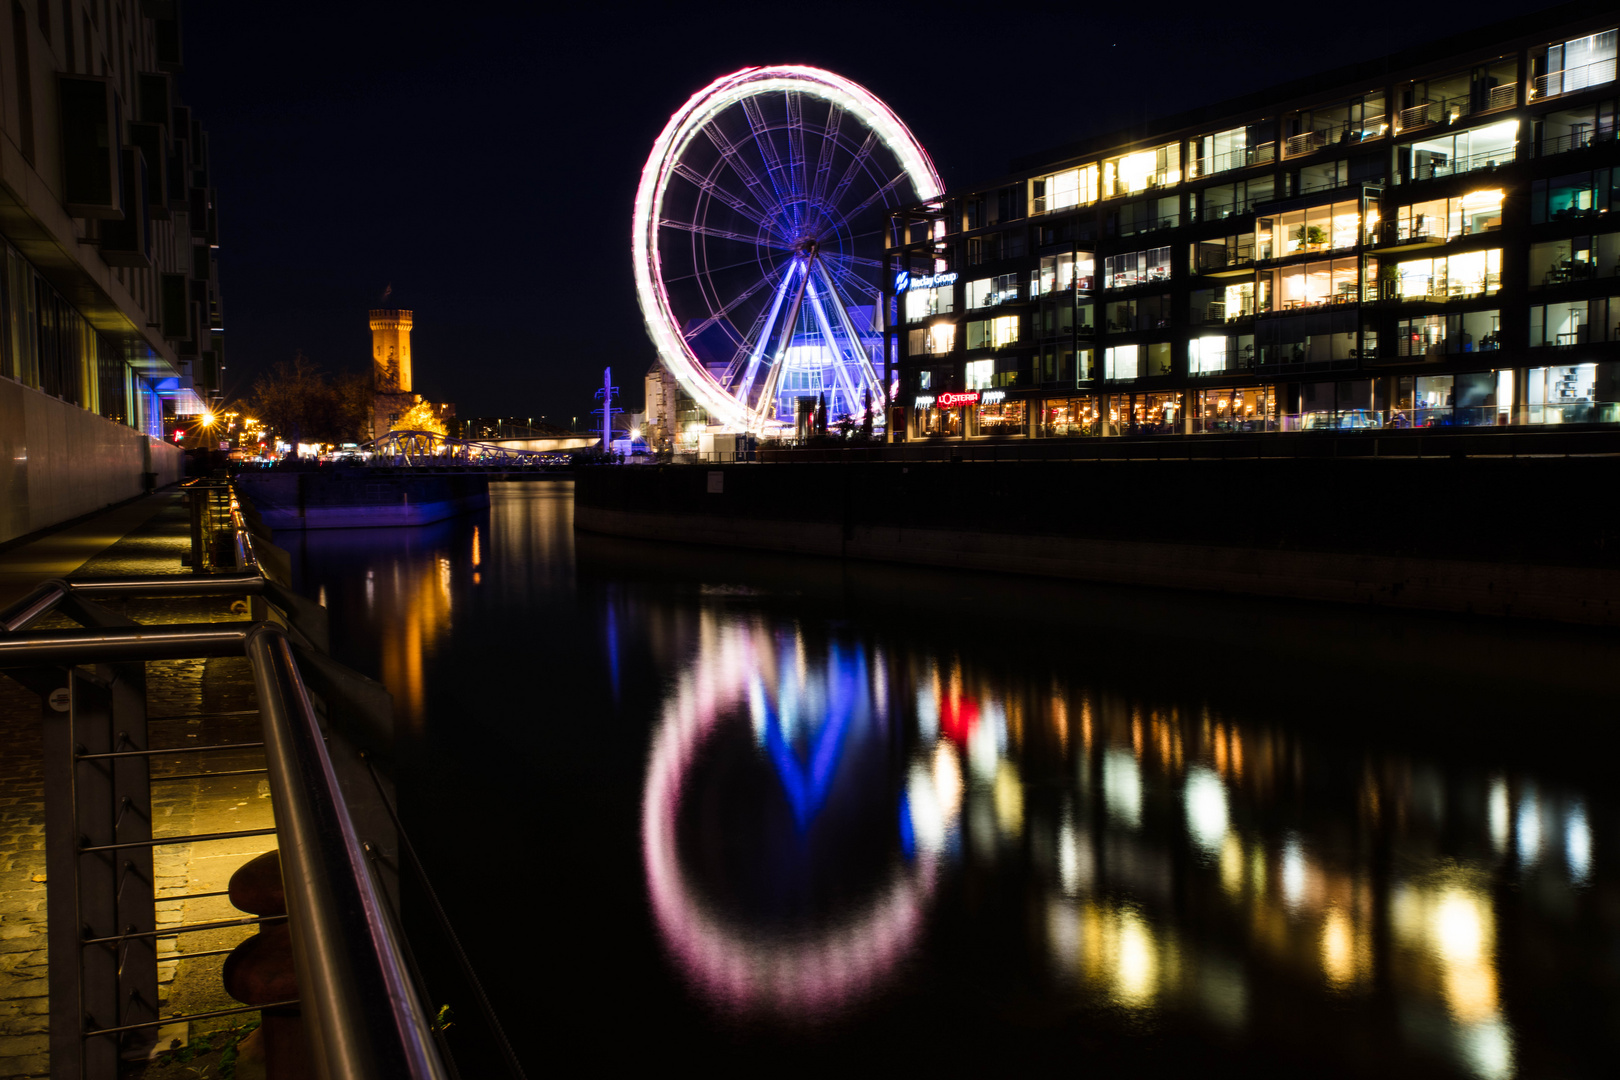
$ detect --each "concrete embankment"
[0,377,183,545]
[573,458,1620,625]
[235,470,490,529]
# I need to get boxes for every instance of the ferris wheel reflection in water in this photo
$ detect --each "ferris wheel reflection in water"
[638,604,1612,1077]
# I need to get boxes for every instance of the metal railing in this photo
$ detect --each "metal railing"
[366,429,566,468]
[1530,58,1618,101]
[0,515,457,1078]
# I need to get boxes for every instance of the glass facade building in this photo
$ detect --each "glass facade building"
[886,8,1619,439]
[0,2,221,441]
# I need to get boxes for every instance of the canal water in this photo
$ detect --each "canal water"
[284,479,1618,1078]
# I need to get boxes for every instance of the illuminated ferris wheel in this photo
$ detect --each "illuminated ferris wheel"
[633,66,941,433]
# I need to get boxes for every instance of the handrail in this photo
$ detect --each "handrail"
[247,626,446,1080]
[0,576,453,1079]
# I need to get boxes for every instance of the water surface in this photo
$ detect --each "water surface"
[285,480,1619,1077]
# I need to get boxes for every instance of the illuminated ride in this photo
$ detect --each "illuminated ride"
[633,67,942,434]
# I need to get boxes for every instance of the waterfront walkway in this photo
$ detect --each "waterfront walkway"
[0,492,272,1078]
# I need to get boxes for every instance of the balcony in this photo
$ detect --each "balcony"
[1530,58,1618,101]
[1410,146,1518,182]
[1284,130,1330,158]
[1191,142,1276,178]
[1540,127,1618,157]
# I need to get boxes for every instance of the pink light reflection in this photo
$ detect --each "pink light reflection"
[641,617,938,1016]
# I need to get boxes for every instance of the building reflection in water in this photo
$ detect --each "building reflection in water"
[639,594,1607,1076]
[290,483,576,726]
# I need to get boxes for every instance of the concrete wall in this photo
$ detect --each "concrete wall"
[574,461,1620,625]
[0,377,182,545]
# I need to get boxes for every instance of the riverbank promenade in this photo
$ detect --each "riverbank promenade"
[0,492,272,1078]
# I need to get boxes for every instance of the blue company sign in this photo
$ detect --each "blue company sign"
[893,271,958,294]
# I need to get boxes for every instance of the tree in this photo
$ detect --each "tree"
[251,351,373,447]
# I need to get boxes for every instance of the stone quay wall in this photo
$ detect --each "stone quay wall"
[573,458,1620,625]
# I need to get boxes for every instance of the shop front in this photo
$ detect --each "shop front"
[1039,396,1101,437]
[910,390,1029,438]
[1191,386,1278,433]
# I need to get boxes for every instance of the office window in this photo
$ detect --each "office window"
[904,284,954,323]
[1529,169,1618,223]
[966,315,1020,350]
[1189,334,1255,374]
[1102,144,1180,198]
[1104,344,1140,380]
[1191,125,1277,178]
[965,358,995,389]
[1104,293,1171,333]
[1531,235,1620,286]
[1266,258,1363,309]
[1255,201,1364,258]
[1399,120,1519,182]
[1117,196,1179,236]
[1530,29,1618,101]
[1396,250,1502,299]
[1030,164,1099,215]
[1194,176,1275,222]
[1103,247,1172,289]
[1035,252,1095,295]
[1285,92,1387,156]
[1397,310,1501,356]
[1537,102,1619,156]
[1530,298,1620,346]
[1192,234,1256,274]
[1255,309,1359,365]
[965,274,1019,309]
[1392,189,1505,242]
[908,322,956,355]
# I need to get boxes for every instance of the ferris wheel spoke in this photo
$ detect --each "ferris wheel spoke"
[785,91,809,220]
[813,259,885,395]
[808,103,844,211]
[660,218,794,252]
[845,170,914,222]
[740,97,796,229]
[735,259,801,403]
[824,129,879,227]
[671,161,774,232]
[681,269,784,342]
[701,125,787,222]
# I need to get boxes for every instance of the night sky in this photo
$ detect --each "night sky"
[181,0,1569,422]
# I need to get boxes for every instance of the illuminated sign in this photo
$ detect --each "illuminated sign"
[893,270,912,294]
[981,389,1006,405]
[935,391,980,408]
[913,395,936,409]
[909,272,957,290]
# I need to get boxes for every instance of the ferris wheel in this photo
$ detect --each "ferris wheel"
[633,66,942,434]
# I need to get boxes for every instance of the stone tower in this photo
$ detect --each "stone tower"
[370,308,420,439]
[370,308,413,394]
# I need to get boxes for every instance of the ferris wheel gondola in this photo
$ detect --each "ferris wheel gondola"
[633,67,941,434]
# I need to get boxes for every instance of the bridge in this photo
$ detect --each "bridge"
[366,429,588,468]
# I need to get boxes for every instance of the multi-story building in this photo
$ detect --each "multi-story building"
[0,1,219,542]
[885,4,1617,441]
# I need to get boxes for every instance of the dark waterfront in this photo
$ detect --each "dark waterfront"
[284,480,1618,1078]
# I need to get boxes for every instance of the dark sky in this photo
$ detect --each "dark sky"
[181,0,1571,421]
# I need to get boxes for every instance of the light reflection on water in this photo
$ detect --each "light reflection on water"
[287,483,1616,1077]
[633,600,1609,1077]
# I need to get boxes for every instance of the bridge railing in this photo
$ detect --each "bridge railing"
[366,430,568,468]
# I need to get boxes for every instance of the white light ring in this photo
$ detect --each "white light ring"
[633,66,942,431]
[640,624,938,1015]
